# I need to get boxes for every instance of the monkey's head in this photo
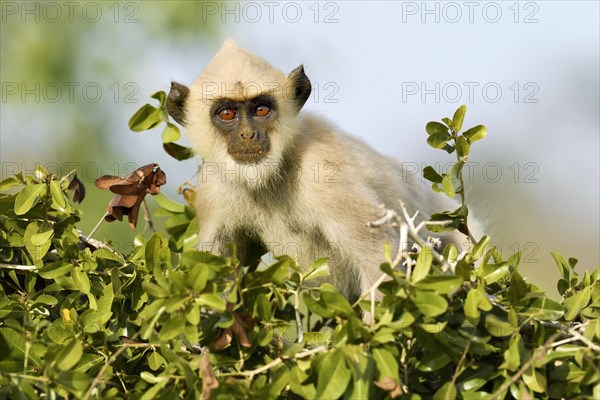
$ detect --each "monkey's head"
[167,39,312,186]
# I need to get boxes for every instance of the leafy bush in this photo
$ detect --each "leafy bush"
[0,101,598,400]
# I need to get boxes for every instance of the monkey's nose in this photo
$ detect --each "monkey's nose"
[240,131,258,140]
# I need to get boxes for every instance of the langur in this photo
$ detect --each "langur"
[166,40,471,304]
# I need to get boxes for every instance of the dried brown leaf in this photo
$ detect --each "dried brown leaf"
[199,353,219,400]
[95,163,167,229]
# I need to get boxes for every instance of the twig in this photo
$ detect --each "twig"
[352,273,389,308]
[450,129,478,244]
[0,263,36,271]
[565,325,600,353]
[87,213,108,240]
[77,230,125,261]
[489,332,561,400]
[223,345,328,378]
[141,199,156,233]
[452,338,472,383]
[397,201,452,271]
[541,321,600,353]
[356,201,452,308]
[58,168,77,185]
[82,331,141,400]
[294,289,304,343]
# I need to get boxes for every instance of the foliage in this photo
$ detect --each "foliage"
[0,104,598,399]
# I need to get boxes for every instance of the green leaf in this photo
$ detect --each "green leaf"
[427,212,462,232]
[158,315,186,340]
[55,371,92,393]
[341,346,371,400]
[263,257,291,285]
[452,104,467,132]
[507,272,528,305]
[255,293,272,321]
[55,340,83,371]
[501,335,521,371]
[163,142,195,161]
[435,382,457,400]
[38,261,72,279]
[141,305,165,340]
[49,180,67,209]
[522,367,546,393]
[33,294,58,305]
[413,276,463,294]
[0,327,42,366]
[304,291,355,319]
[74,354,103,373]
[154,193,185,213]
[423,166,444,183]
[372,347,399,384]
[413,290,448,317]
[484,314,515,337]
[426,121,449,136]
[463,125,487,143]
[480,262,510,284]
[195,293,226,312]
[150,90,167,108]
[162,122,181,143]
[427,131,452,149]
[14,183,47,215]
[24,222,53,262]
[315,351,351,399]
[304,258,330,281]
[563,286,590,320]
[35,165,47,180]
[465,289,481,322]
[456,135,470,157]
[412,246,432,283]
[417,351,451,372]
[289,365,316,399]
[517,296,564,320]
[128,103,163,132]
[141,379,169,400]
[470,235,491,262]
[442,175,456,198]
[551,251,571,281]
[148,352,166,371]
[142,281,170,298]
[0,176,23,190]
[72,267,91,294]
[443,244,459,263]
[456,365,495,392]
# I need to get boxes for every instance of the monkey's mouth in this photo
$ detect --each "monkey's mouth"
[230,149,268,164]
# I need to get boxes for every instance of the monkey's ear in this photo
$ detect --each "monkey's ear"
[166,82,190,126]
[287,65,311,112]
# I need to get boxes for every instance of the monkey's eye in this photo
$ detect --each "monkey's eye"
[254,105,271,117]
[218,108,236,121]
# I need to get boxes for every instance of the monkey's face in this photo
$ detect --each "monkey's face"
[209,94,277,164]
[166,40,311,186]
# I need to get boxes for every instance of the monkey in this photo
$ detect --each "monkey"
[166,39,473,304]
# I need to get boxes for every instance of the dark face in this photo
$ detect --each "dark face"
[166,64,312,164]
[210,94,277,164]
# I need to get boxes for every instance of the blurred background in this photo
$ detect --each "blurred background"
[1,1,598,296]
